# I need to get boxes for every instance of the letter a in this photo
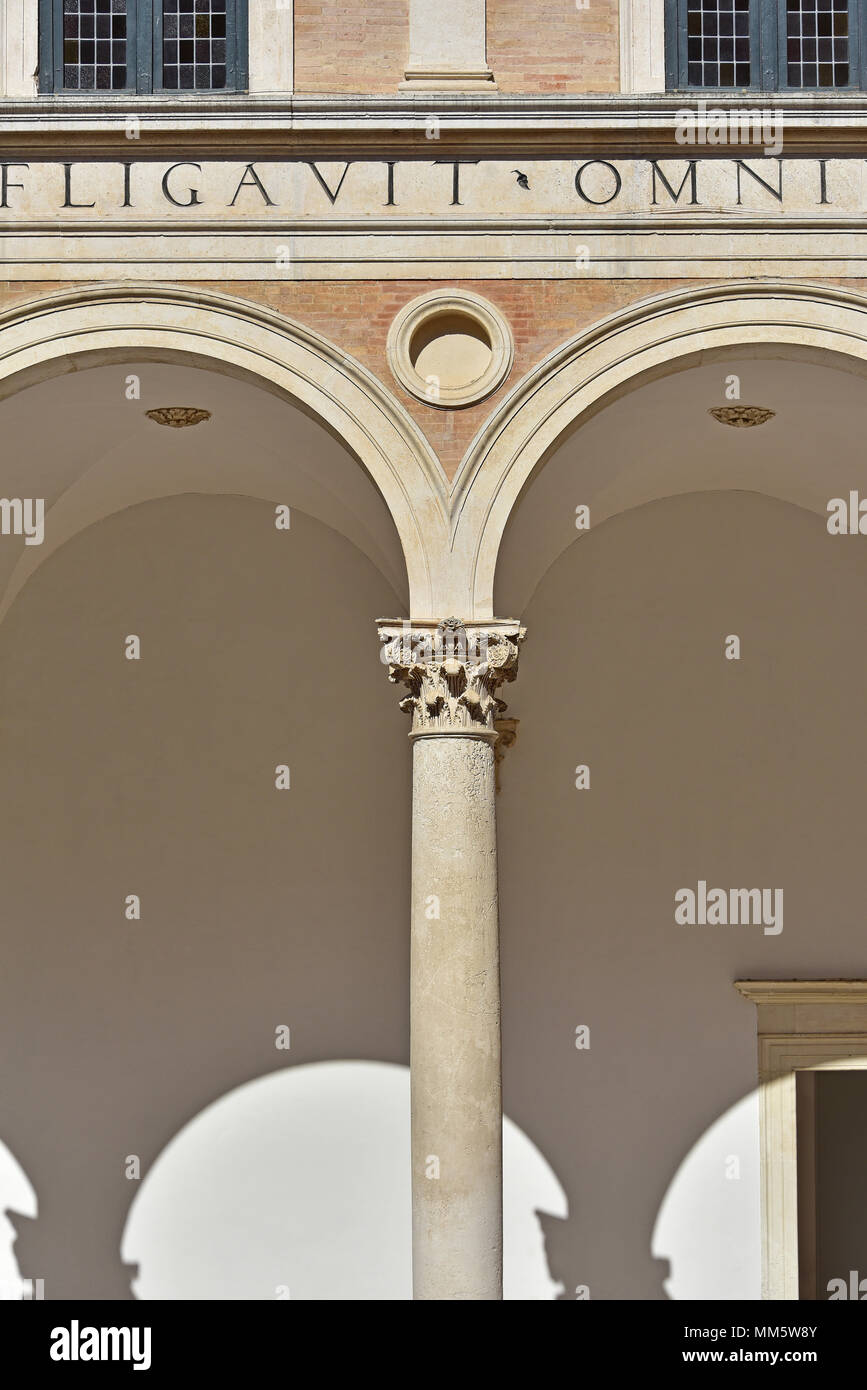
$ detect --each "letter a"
[827,498,847,535]
[50,1328,70,1361]
[674,888,695,924]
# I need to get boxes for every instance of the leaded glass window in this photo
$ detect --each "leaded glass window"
[40,0,246,92]
[62,0,128,91]
[786,0,850,87]
[686,0,752,88]
[162,1,228,91]
[667,0,865,88]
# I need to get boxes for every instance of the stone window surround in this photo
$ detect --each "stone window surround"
[0,0,291,97]
[620,0,666,92]
[735,980,867,1301]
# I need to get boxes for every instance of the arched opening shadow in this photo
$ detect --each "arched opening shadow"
[0,1140,37,1301]
[121,1061,568,1300]
[652,1091,761,1301]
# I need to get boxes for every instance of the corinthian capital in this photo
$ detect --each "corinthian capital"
[377,618,526,737]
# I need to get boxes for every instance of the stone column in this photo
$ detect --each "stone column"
[378,617,525,1300]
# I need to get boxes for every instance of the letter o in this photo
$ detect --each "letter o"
[575,160,622,205]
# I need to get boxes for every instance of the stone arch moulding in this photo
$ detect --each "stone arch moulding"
[0,282,449,617]
[452,280,867,619]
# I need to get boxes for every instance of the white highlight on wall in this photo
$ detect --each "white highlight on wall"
[651,1090,761,1300]
[122,1060,568,1300]
[0,1138,37,1300]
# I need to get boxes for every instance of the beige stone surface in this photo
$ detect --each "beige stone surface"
[0,1,36,99]
[0,156,864,282]
[409,732,502,1298]
[403,0,494,88]
[620,0,665,93]
[248,1,294,92]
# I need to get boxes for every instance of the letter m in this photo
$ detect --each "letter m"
[102,1328,129,1361]
[731,888,761,925]
[650,161,699,205]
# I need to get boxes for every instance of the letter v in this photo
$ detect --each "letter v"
[305,162,353,204]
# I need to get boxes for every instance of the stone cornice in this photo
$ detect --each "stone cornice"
[5,93,867,155]
[736,980,867,1005]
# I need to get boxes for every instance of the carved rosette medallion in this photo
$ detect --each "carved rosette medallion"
[377,617,526,737]
[145,406,212,428]
[708,406,775,428]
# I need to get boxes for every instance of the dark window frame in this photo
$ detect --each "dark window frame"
[665,0,865,91]
[39,0,248,94]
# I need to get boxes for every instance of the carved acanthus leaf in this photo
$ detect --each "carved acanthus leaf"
[377,619,526,735]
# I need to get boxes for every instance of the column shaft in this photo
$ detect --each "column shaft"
[410,730,501,1299]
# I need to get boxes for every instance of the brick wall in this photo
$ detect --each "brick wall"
[293,0,409,93]
[190,277,693,479]
[487,0,620,95]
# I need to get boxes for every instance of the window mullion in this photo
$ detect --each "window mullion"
[137,0,153,93]
[233,0,248,88]
[39,0,56,94]
[54,0,66,94]
[759,0,779,90]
